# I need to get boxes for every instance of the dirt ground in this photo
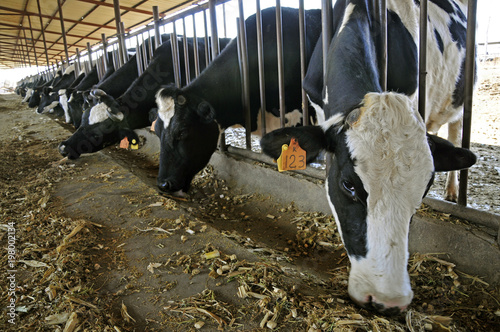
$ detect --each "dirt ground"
[0,62,499,331]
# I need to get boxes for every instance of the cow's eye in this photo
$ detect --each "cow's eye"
[342,180,357,200]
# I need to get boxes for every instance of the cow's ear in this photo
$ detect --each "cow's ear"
[260,126,327,163]
[197,101,215,123]
[427,134,477,172]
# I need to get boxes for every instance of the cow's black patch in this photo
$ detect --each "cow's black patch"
[434,29,444,54]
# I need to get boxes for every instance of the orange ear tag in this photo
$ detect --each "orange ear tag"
[130,139,139,150]
[150,119,157,132]
[119,137,129,149]
[277,138,306,172]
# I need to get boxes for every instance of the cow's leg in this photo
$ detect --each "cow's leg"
[444,118,463,202]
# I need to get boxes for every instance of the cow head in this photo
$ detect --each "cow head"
[260,92,476,314]
[58,88,138,159]
[67,91,85,128]
[28,87,42,108]
[37,87,60,114]
[154,85,220,196]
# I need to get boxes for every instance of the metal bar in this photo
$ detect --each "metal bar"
[209,0,220,60]
[192,14,200,77]
[101,34,108,72]
[374,0,387,91]
[135,34,144,75]
[153,6,162,50]
[148,29,154,61]
[60,55,65,71]
[141,33,148,70]
[96,50,103,80]
[203,10,211,64]
[418,0,428,120]
[57,0,70,65]
[182,18,191,85]
[237,2,252,150]
[120,22,128,63]
[113,0,125,66]
[222,3,227,38]
[86,42,93,70]
[22,27,32,67]
[275,1,286,128]
[458,0,478,206]
[298,0,308,125]
[36,0,51,66]
[170,30,181,88]
[75,48,81,76]
[321,0,332,84]
[255,0,267,136]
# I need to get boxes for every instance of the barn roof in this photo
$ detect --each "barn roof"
[0,0,202,69]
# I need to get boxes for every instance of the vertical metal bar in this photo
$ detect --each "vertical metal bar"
[275,0,286,128]
[27,16,40,70]
[135,35,144,75]
[458,0,478,206]
[113,0,125,66]
[120,22,129,63]
[153,6,162,50]
[237,1,251,150]
[96,50,103,80]
[141,34,148,69]
[418,0,428,120]
[192,14,201,77]
[222,3,227,38]
[87,42,93,67]
[36,0,51,67]
[148,29,154,60]
[171,30,181,88]
[101,34,108,72]
[182,18,191,85]
[255,0,267,136]
[209,0,220,60]
[111,45,118,70]
[76,48,81,76]
[298,0,309,126]
[321,0,332,84]
[203,10,211,64]
[57,0,70,65]
[60,56,65,71]
[374,0,387,91]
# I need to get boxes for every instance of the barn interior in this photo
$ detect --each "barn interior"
[1,0,499,331]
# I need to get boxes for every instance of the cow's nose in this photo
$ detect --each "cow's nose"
[58,142,80,159]
[58,143,68,157]
[353,295,408,316]
[158,181,172,192]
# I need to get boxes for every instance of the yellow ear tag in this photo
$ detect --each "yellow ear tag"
[130,139,139,150]
[150,119,157,132]
[277,138,306,172]
[119,137,129,149]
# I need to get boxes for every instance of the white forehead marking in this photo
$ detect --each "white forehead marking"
[63,64,75,75]
[155,89,175,129]
[89,103,111,125]
[42,101,59,114]
[339,3,356,34]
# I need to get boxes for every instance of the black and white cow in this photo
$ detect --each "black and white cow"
[153,7,322,196]
[260,0,476,313]
[58,36,215,159]
[28,68,64,108]
[36,64,77,114]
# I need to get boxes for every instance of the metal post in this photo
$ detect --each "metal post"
[135,35,144,75]
[141,34,148,70]
[192,14,201,77]
[209,0,220,60]
[75,48,81,76]
[113,0,125,67]
[374,0,387,91]
[298,0,308,125]
[203,10,211,64]
[101,34,108,72]
[60,56,65,71]
[321,0,332,84]
[22,28,32,68]
[148,29,154,61]
[222,3,227,38]
[275,0,286,128]
[36,0,51,67]
[153,6,162,49]
[237,1,251,149]
[96,51,103,80]
[418,0,428,120]
[256,0,267,135]
[182,18,191,85]
[57,0,70,67]
[171,30,181,88]
[112,44,119,70]
[120,22,129,63]
[458,0,478,206]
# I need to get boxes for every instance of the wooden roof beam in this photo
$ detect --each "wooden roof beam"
[0,22,101,41]
[77,0,153,16]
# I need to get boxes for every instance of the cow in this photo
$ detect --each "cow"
[153,7,322,196]
[259,0,476,314]
[58,36,216,159]
[28,68,64,108]
[36,64,78,114]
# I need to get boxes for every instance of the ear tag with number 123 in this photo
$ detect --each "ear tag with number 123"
[277,138,306,172]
